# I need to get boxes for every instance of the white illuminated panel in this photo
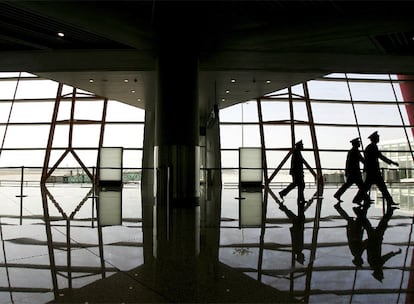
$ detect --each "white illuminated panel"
[99,147,123,182]
[99,190,122,226]
[239,147,262,184]
[239,191,263,228]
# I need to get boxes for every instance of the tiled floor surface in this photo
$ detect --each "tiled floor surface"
[0,182,413,303]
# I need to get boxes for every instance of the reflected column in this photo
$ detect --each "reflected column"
[153,204,201,301]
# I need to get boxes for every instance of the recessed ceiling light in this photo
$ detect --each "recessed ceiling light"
[57,32,65,37]
[131,90,136,93]
[89,79,94,83]
[124,79,129,83]
[221,98,225,102]
[225,90,230,94]
[266,80,271,84]
[231,79,236,83]
[137,98,141,101]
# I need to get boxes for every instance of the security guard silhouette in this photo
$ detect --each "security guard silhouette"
[334,137,365,201]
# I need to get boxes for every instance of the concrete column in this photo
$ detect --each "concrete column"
[154,44,200,207]
[141,109,155,263]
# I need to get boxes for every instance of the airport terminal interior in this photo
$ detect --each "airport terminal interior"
[0,1,414,303]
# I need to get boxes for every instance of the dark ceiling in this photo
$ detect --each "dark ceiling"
[0,1,414,123]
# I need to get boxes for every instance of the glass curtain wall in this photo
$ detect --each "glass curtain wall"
[0,72,145,185]
[220,73,414,208]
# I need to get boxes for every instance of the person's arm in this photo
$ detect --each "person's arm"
[378,152,399,166]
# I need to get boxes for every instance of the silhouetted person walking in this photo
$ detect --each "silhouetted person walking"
[334,137,365,201]
[353,131,399,207]
[279,140,306,204]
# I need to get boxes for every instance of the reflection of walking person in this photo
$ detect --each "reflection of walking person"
[353,131,399,207]
[334,203,365,267]
[279,140,306,203]
[334,137,365,202]
[361,206,401,282]
[279,202,306,264]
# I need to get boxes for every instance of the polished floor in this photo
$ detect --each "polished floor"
[0,179,413,303]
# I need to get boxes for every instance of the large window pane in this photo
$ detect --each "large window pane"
[359,126,408,143]
[9,102,54,123]
[346,73,391,80]
[0,102,12,122]
[52,125,70,147]
[301,151,316,169]
[319,151,348,170]
[72,125,101,147]
[307,80,350,100]
[0,126,5,143]
[241,102,258,123]
[0,81,20,99]
[294,126,312,148]
[0,150,45,167]
[266,150,291,171]
[263,125,291,148]
[221,151,238,168]
[242,125,260,147]
[312,103,356,124]
[220,104,242,122]
[106,100,145,122]
[123,150,142,168]
[15,80,59,99]
[74,100,104,120]
[292,100,308,121]
[75,149,98,167]
[56,101,73,121]
[103,124,144,147]
[261,101,290,121]
[355,103,404,126]
[48,149,78,167]
[2,125,49,148]
[291,83,304,96]
[348,81,397,102]
[315,126,361,150]
[220,125,242,149]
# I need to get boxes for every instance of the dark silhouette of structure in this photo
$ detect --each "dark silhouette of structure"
[334,138,365,202]
[279,140,306,204]
[353,131,399,207]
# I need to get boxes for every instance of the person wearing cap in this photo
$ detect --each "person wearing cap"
[334,137,365,201]
[279,140,306,203]
[353,131,399,207]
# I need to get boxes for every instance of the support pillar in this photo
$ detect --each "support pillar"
[154,46,200,207]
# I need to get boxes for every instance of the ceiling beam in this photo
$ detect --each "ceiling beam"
[1,49,414,75]
[201,51,414,75]
[0,50,155,72]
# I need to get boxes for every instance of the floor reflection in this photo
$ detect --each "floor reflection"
[0,180,413,303]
